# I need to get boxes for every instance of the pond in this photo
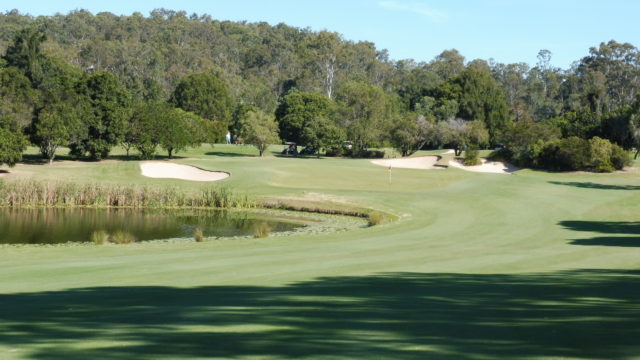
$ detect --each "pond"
[0,208,306,245]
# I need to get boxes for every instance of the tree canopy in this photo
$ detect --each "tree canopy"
[0,11,638,171]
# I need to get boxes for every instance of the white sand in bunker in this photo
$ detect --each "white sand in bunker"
[448,158,519,174]
[371,156,442,170]
[140,162,229,181]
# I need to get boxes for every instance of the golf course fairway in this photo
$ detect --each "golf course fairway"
[1,145,639,359]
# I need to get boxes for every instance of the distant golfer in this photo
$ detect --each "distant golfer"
[225,131,231,144]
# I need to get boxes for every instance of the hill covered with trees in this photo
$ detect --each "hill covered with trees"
[0,9,639,170]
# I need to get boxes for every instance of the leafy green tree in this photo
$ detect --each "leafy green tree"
[121,119,137,158]
[397,66,442,111]
[390,113,435,157]
[71,72,131,160]
[428,49,465,81]
[301,116,345,157]
[415,96,459,122]
[32,103,81,164]
[159,108,204,158]
[598,109,635,149]
[2,27,46,85]
[171,72,234,131]
[126,102,165,159]
[335,81,389,156]
[0,67,37,129]
[453,67,511,143]
[239,110,280,156]
[499,121,561,166]
[126,102,203,159]
[444,119,489,156]
[275,91,332,144]
[0,117,28,167]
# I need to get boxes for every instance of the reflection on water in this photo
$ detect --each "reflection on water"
[0,208,303,244]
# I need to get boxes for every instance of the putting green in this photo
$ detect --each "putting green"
[1,145,639,359]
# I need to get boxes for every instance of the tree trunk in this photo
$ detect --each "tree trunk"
[46,142,56,165]
[168,148,173,159]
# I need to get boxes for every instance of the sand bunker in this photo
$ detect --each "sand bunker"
[140,162,229,181]
[448,158,519,174]
[371,156,442,170]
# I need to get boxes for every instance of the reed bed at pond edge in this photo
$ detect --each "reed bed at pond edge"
[0,180,256,209]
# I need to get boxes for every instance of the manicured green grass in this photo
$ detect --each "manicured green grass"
[1,145,639,359]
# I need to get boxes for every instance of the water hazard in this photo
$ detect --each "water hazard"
[0,208,305,244]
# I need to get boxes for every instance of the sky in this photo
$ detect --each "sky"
[3,0,639,68]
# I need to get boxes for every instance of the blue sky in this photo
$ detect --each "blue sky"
[4,0,639,68]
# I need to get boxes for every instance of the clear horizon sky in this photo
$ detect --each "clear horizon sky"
[3,1,639,69]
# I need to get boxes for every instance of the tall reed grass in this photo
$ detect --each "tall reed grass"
[0,180,255,209]
[193,227,205,242]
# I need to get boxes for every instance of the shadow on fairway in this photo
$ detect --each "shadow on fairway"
[560,220,640,234]
[560,220,640,247]
[548,181,640,190]
[206,151,257,157]
[20,154,188,165]
[570,237,640,247]
[1,270,639,359]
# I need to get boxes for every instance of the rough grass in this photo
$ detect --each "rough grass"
[1,145,639,359]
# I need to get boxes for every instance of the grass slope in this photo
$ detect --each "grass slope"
[1,145,639,359]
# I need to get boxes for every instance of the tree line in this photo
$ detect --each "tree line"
[0,9,639,171]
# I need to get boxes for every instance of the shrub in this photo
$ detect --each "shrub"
[610,144,632,170]
[462,148,481,166]
[500,121,561,166]
[324,146,344,157]
[358,150,385,158]
[534,136,628,172]
[538,137,591,171]
[589,136,614,172]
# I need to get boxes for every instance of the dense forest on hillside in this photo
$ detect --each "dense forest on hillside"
[0,9,639,171]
